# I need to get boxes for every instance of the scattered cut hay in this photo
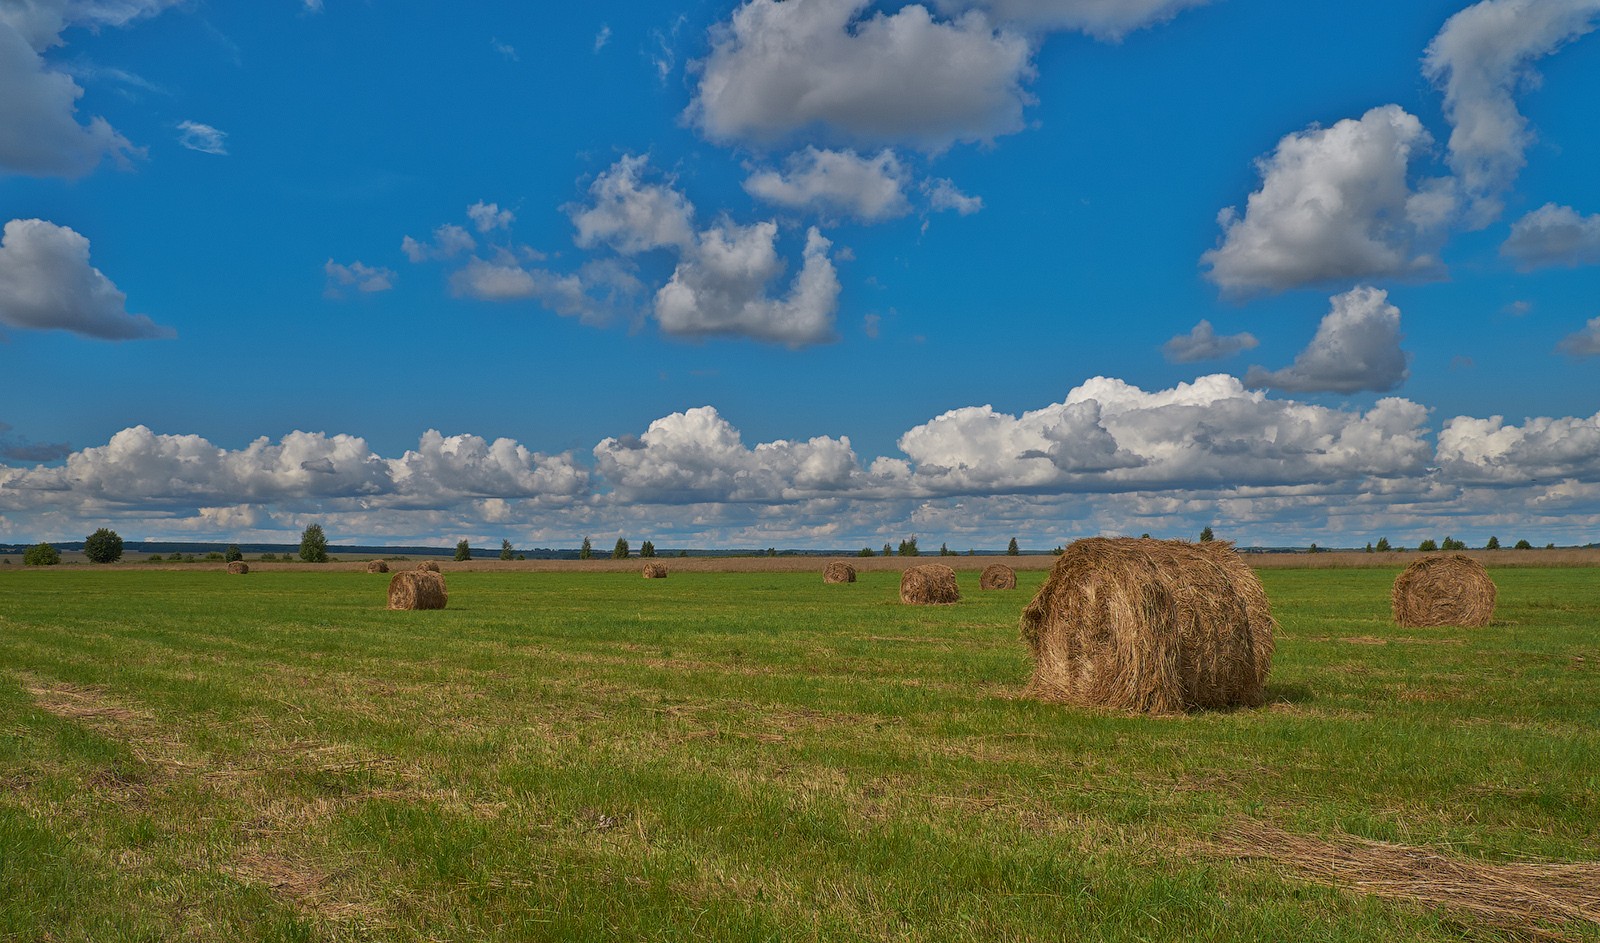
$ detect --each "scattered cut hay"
[1218,820,1600,940]
[980,563,1017,590]
[366,560,389,574]
[1392,553,1496,628]
[227,561,249,575]
[900,564,960,605]
[823,562,857,584]
[1020,537,1275,713]
[415,561,441,573]
[387,570,447,610]
[642,563,668,579]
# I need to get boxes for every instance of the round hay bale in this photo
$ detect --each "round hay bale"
[900,564,960,605]
[1391,553,1495,627]
[823,561,857,584]
[366,560,389,574]
[226,561,249,575]
[1020,537,1275,713]
[979,563,1016,590]
[388,570,447,610]
[415,561,441,573]
[642,563,668,579]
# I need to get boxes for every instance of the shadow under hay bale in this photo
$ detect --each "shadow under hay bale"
[1391,553,1496,628]
[366,560,389,574]
[642,563,668,579]
[823,561,857,584]
[900,564,960,605]
[226,561,249,575]
[1020,537,1275,713]
[388,570,447,610]
[415,561,441,573]
[980,563,1016,590]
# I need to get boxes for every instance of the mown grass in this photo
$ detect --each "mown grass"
[1,566,1596,942]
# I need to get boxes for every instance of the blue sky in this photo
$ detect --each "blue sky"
[2,0,1598,550]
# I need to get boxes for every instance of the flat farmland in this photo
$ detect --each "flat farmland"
[2,565,1597,942]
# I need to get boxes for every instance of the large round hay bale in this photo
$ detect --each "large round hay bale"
[823,561,857,584]
[1020,537,1275,713]
[366,560,389,574]
[226,561,249,575]
[1391,553,1495,627]
[642,563,668,579]
[388,570,447,610]
[980,563,1016,590]
[900,564,960,605]
[415,560,441,573]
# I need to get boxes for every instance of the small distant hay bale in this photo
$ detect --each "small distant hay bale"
[388,570,447,610]
[366,560,389,574]
[823,562,857,584]
[226,561,249,575]
[980,563,1016,590]
[1391,553,1496,628]
[415,561,441,573]
[642,563,668,579]
[900,564,960,605]
[1020,537,1275,713]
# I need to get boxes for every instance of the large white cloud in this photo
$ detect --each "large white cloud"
[1422,0,1600,226]
[568,155,696,254]
[1202,106,1449,294]
[1245,287,1409,394]
[1501,203,1600,269]
[929,0,1211,39]
[654,224,840,346]
[897,374,1432,494]
[743,147,912,222]
[0,218,173,340]
[0,18,135,176]
[1436,410,1600,483]
[689,0,1035,150]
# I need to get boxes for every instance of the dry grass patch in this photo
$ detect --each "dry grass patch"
[1217,820,1600,940]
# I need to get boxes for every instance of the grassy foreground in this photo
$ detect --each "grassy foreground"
[1,566,1597,942]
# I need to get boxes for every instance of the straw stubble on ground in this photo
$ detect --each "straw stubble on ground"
[1,564,1597,942]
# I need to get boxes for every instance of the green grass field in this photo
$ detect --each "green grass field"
[2,566,1597,942]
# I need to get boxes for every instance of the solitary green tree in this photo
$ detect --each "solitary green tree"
[612,538,629,559]
[1375,537,1392,552]
[579,537,592,560]
[1006,537,1019,556]
[640,540,656,558]
[896,538,919,556]
[455,540,472,561]
[858,547,875,557]
[1418,539,1439,552]
[883,543,892,557]
[24,542,60,566]
[1485,535,1500,550]
[1441,536,1466,551]
[224,544,244,562]
[84,528,123,564]
[1514,539,1533,550]
[1199,526,1215,542]
[1308,543,1322,553]
[500,539,514,560]
[299,524,329,563]
[939,542,953,556]
[1364,542,1373,553]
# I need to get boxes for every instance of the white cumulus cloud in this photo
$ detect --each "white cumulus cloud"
[1245,287,1409,394]
[1422,0,1600,226]
[466,200,515,233]
[401,223,476,263]
[323,259,395,297]
[689,0,1035,151]
[0,218,173,340]
[1501,203,1600,269]
[1162,320,1259,363]
[743,147,912,222]
[1557,316,1600,357]
[1202,106,1449,294]
[1436,409,1600,482]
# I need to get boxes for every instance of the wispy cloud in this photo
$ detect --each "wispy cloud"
[176,120,228,155]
